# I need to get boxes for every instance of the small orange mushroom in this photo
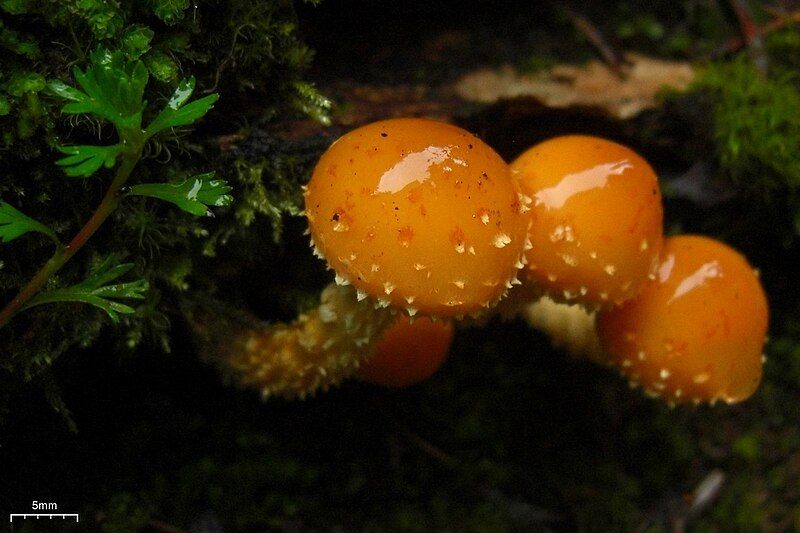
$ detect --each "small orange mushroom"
[511,135,663,307]
[305,118,530,317]
[359,316,454,388]
[596,235,768,405]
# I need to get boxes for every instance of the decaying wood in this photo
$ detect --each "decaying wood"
[454,53,695,119]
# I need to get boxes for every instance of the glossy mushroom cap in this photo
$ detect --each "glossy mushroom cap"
[305,118,530,317]
[359,316,454,388]
[511,135,663,307]
[596,235,768,405]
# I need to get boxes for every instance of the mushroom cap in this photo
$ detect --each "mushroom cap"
[305,118,529,317]
[596,235,768,404]
[359,316,454,388]
[511,135,663,307]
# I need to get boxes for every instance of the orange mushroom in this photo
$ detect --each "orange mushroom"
[511,135,663,307]
[359,316,454,388]
[305,118,531,317]
[596,235,768,405]
[202,118,530,399]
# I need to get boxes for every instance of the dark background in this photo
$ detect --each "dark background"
[2,1,799,531]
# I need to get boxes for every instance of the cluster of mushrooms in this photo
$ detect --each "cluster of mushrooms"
[208,118,768,407]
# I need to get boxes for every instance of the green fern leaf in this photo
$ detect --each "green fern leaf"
[23,257,148,322]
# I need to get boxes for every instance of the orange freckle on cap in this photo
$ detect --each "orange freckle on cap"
[397,226,414,247]
[596,235,768,405]
[407,188,423,203]
[450,227,466,247]
[330,209,353,232]
[512,135,663,308]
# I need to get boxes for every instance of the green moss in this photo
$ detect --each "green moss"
[149,0,189,25]
[101,492,155,533]
[0,1,328,384]
[694,59,800,197]
[765,25,800,76]
[675,46,800,244]
[733,433,761,462]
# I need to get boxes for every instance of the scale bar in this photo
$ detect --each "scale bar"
[10,513,79,522]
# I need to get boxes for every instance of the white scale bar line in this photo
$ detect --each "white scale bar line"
[10,514,79,522]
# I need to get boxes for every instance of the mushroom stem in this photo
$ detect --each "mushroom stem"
[460,280,604,360]
[191,283,395,399]
[522,295,604,361]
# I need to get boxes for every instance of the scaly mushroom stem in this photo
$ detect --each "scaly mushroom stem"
[194,283,395,399]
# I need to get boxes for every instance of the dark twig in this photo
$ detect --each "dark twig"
[392,418,459,468]
[635,469,726,533]
[149,519,187,533]
[375,398,459,468]
[95,512,186,533]
[687,469,726,516]
[560,4,626,76]
[378,400,562,526]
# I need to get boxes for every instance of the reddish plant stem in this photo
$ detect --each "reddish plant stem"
[728,0,769,71]
[0,145,142,329]
[716,10,800,56]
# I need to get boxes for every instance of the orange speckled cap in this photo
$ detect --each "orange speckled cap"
[596,235,768,405]
[359,316,454,388]
[511,135,663,307]
[305,118,530,317]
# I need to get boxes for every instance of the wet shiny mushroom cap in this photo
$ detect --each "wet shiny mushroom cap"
[359,316,454,388]
[305,118,530,317]
[511,135,663,307]
[596,235,769,405]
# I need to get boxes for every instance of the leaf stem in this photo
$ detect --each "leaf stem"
[0,143,143,329]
